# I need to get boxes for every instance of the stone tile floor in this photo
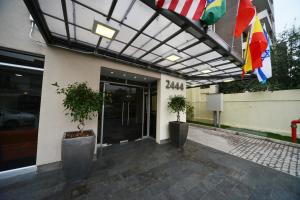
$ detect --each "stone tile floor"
[1,139,300,199]
[188,125,300,177]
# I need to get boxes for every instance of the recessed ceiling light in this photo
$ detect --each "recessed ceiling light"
[93,21,118,39]
[223,78,234,83]
[166,54,181,62]
[110,71,114,74]
[15,74,23,77]
[201,69,211,74]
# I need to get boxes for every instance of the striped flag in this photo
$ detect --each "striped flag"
[156,0,207,21]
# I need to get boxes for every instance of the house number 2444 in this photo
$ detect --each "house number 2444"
[166,80,184,90]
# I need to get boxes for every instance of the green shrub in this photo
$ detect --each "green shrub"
[52,82,106,133]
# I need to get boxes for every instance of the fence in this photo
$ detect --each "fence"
[187,88,300,136]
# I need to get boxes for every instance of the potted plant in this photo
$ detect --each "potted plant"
[168,95,190,148]
[53,82,104,182]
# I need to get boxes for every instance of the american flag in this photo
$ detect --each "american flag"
[156,0,207,21]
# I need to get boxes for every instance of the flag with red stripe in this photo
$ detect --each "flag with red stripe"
[156,0,207,21]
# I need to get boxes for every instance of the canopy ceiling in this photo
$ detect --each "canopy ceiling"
[24,0,245,87]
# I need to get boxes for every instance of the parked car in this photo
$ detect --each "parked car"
[0,108,35,129]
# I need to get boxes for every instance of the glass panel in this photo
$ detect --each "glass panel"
[115,26,136,43]
[198,51,222,61]
[182,58,201,66]
[166,32,194,48]
[44,16,66,36]
[76,28,98,47]
[122,0,155,30]
[184,43,211,56]
[155,24,180,41]
[150,84,157,139]
[103,84,143,144]
[108,41,126,52]
[112,0,135,21]
[217,63,236,70]
[39,0,63,19]
[0,66,42,172]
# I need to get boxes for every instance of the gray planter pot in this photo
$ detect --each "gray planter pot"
[62,130,95,182]
[169,122,189,148]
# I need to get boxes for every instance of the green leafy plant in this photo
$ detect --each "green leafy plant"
[52,82,106,134]
[168,95,190,122]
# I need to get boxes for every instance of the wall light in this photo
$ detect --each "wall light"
[201,69,211,74]
[166,54,181,62]
[223,78,234,83]
[92,20,118,39]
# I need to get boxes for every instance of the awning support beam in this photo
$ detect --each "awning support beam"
[107,0,118,21]
[61,0,70,43]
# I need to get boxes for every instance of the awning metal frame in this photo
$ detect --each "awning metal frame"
[23,0,245,86]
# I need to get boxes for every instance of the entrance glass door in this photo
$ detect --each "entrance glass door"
[102,83,143,144]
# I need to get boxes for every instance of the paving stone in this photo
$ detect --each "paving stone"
[1,139,300,200]
[188,125,300,178]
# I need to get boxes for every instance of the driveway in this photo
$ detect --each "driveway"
[188,125,300,177]
[1,139,300,199]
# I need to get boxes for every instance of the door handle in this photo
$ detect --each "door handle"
[127,102,130,126]
[122,102,124,126]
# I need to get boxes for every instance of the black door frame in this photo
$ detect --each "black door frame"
[99,80,152,146]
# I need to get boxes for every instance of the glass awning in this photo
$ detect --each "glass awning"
[24,0,244,87]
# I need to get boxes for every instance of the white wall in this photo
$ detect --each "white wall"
[36,47,162,166]
[0,0,45,55]
[156,74,186,143]
[187,88,300,136]
[36,47,102,165]
[0,0,187,166]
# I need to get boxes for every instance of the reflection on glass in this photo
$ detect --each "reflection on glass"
[0,66,42,171]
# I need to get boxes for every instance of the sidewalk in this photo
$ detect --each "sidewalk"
[188,125,300,177]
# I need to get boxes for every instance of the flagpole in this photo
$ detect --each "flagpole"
[231,0,241,49]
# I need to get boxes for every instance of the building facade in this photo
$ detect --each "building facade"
[0,0,243,174]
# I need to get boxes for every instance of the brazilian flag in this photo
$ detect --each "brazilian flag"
[202,0,226,25]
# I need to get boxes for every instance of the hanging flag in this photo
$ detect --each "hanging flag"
[249,15,268,69]
[242,30,252,78]
[234,0,256,38]
[242,16,267,78]
[255,26,272,83]
[156,0,207,21]
[201,0,226,25]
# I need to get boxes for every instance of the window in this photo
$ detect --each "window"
[0,49,43,172]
